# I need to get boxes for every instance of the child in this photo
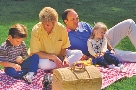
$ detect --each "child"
[0,23,39,83]
[87,22,124,72]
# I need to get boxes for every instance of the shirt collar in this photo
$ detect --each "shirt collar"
[66,23,80,32]
[66,27,71,32]
[6,39,13,47]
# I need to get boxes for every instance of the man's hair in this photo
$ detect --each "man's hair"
[62,9,75,24]
[8,23,27,38]
[39,7,58,23]
[90,22,108,39]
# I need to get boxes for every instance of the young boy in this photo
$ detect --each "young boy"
[0,23,39,83]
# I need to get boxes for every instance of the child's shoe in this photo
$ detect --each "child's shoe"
[23,72,34,83]
[119,64,125,72]
[108,64,114,69]
[113,66,121,71]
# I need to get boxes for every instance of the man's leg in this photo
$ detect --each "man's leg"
[105,19,136,47]
[105,19,136,62]
[115,49,136,62]
[66,49,83,66]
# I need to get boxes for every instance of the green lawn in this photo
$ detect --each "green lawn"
[0,0,136,89]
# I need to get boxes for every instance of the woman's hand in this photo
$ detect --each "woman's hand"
[62,57,69,67]
[52,55,63,68]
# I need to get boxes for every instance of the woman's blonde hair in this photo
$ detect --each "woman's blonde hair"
[90,22,108,39]
[39,7,58,23]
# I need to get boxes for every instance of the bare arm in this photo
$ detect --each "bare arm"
[35,51,63,68]
[0,62,15,67]
[107,40,115,55]
[35,51,56,61]
[0,62,21,71]
[107,40,113,50]
[60,48,69,67]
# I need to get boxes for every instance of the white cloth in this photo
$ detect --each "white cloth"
[38,49,83,70]
[115,49,136,62]
[105,19,136,62]
[87,38,107,57]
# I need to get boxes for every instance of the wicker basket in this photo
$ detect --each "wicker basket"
[52,62,102,90]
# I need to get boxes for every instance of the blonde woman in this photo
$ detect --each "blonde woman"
[30,7,82,70]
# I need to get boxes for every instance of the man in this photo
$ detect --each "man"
[29,7,82,70]
[62,9,136,62]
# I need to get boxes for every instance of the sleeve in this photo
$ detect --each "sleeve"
[85,22,93,34]
[87,39,96,57]
[30,24,42,55]
[0,46,9,62]
[61,24,70,49]
[81,22,93,34]
[21,41,28,59]
[101,38,107,52]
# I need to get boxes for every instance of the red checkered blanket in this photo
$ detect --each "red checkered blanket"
[0,69,45,90]
[100,62,136,89]
[0,62,136,90]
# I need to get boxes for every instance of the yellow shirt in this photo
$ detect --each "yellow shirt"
[30,22,70,56]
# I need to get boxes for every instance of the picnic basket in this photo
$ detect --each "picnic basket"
[52,61,102,90]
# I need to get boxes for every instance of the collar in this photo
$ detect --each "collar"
[66,27,71,32]
[41,22,56,34]
[6,39,13,47]
[66,23,80,32]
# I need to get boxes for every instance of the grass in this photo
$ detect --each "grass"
[0,0,136,89]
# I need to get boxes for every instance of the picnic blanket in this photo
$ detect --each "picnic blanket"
[0,62,136,90]
[100,62,136,89]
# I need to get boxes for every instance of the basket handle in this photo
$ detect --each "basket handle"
[71,61,86,71]
[70,61,91,79]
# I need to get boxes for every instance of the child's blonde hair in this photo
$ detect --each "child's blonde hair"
[90,22,108,39]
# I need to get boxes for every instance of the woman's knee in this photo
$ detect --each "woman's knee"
[38,59,56,70]
[74,50,83,57]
